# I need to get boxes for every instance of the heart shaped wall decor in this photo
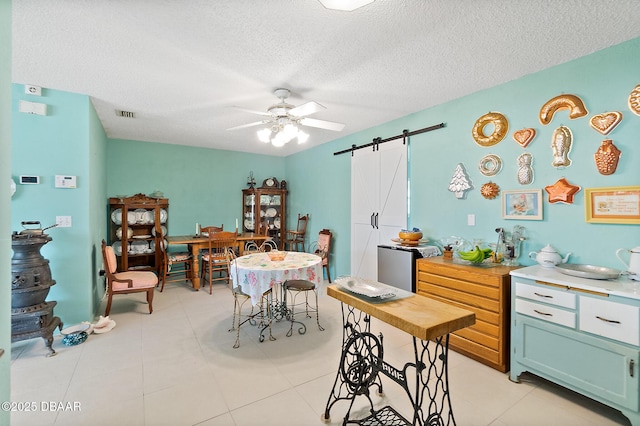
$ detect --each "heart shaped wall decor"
[512,128,536,148]
[589,111,622,135]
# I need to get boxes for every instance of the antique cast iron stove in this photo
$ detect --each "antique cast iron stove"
[11,230,62,356]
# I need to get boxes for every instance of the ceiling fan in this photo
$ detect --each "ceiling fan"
[227,88,345,146]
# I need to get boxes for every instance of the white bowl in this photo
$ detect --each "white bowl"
[61,323,91,336]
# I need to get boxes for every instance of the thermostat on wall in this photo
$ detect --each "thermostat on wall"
[20,175,40,184]
[55,175,77,188]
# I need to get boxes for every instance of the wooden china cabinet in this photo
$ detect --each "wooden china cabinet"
[108,193,169,274]
[242,177,287,249]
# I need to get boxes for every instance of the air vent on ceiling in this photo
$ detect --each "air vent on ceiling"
[115,109,136,118]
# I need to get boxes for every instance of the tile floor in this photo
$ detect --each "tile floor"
[9,280,632,426]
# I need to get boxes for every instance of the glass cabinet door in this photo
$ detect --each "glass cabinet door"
[243,192,256,232]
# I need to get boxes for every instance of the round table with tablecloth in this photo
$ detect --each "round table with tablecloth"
[230,251,322,305]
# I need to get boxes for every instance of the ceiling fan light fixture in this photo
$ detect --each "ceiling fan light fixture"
[257,128,272,143]
[319,0,374,11]
[272,132,288,147]
[297,130,309,144]
[283,123,299,138]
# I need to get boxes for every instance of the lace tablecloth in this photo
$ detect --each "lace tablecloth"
[230,252,322,305]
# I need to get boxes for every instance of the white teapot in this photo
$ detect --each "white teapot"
[616,246,640,279]
[529,244,571,268]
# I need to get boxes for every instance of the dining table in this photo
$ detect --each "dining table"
[229,251,323,306]
[166,233,273,291]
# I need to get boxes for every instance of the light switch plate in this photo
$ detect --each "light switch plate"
[467,214,476,226]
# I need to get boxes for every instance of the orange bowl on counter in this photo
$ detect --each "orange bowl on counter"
[398,231,423,241]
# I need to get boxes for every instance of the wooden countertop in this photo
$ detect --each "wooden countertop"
[418,256,520,277]
[328,284,475,341]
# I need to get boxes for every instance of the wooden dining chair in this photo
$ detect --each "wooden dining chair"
[201,230,238,294]
[157,230,192,292]
[283,213,309,252]
[310,228,332,283]
[198,224,223,267]
[100,240,157,316]
[200,224,223,236]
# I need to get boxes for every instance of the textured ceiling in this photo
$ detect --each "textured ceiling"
[11,0,640,157]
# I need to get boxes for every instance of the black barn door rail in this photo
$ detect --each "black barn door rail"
[333,122,445,156]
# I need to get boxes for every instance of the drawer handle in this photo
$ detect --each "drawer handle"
[596,315,621,324]
[630,359,635,378]
[533,309,553,317]
[534,292,553,299]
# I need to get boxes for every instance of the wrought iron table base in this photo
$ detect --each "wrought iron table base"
[271,286,308,337]
[322,303,457,425]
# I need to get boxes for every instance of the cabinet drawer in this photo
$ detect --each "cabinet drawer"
[418,280,500,314]
[515,298,576,328]
[579,297,640,346]
[418,291,499,326]
[515,281,575,309]
[417,264,502,288]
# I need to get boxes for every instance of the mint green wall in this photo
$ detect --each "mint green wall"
[287,37,640,272]
[284,139,352,280]
[11,87,101,326]
[106,140,285,235]
[88,101,108,312]
[0,0,12,421]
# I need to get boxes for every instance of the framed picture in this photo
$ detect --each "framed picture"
[502,189,543,220]
[585,186,640,224]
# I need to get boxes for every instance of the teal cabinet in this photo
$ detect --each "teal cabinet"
[510,269,640,426]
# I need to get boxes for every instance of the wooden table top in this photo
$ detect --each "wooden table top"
[328,284,475,341]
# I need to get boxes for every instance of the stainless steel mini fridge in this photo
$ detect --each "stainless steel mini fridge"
[376,245,418,292]
[377,245,441,293]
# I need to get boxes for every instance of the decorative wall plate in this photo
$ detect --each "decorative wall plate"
[589,111,622,135]
[551,126,573,168]
[512,128,536,148]
[544,177,581,204]
[539,94,588,125]
[629,83,640,116]
[478,154,502,176]
[472,112,509,147]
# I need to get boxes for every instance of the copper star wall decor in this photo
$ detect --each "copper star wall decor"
[544,178,581,204]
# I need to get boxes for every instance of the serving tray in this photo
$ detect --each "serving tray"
[335,276,396,299]
[555,263,621,280]
[391,238,429,247]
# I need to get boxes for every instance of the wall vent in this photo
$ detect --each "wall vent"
[115,109,136,118]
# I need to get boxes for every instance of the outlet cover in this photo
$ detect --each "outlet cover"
[56,216,72,228]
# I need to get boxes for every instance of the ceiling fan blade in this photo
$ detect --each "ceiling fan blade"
[289,101,325,117]
[231,106,271,116]
[299,117,345,132]
[226,120,270,131]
